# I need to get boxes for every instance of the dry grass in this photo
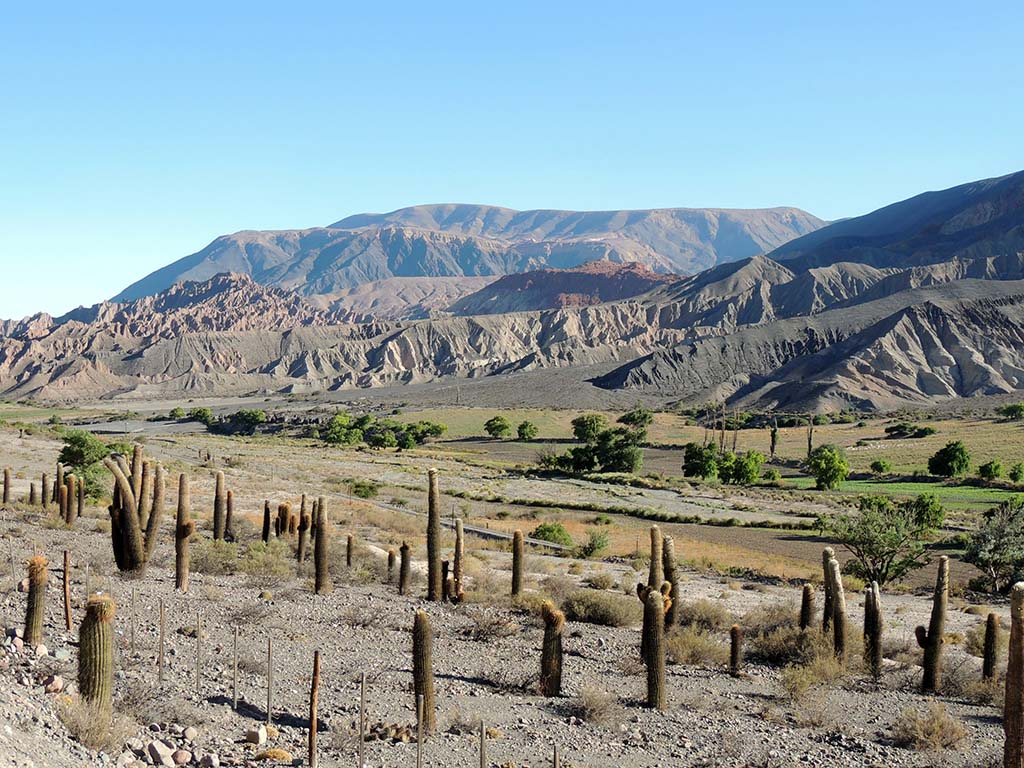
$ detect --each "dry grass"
[780,652,846,700]
[583,571,617,590]
[58,699,137,752]
[677,599,733,631]
[572,683,623,727]
[461,608,520,641]
[666,626,729,666]
[561,590,642,627]
[891,702,969,750]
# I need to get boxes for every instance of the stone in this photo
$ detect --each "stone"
[42,675,64,693]
[147,740,175,768]
[34,644,47,657]
[245,725,267,745]
[265,725,279,739]
[17,578,28,592]
[198,755,219,768]
[117,752,135,767]
[171,750,191,766]
[54,648,71,662]
[183,727,198,742]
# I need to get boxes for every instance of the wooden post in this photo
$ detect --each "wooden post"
[308,650,320,768]
[416,694,424,768]
[158,597,165,686]
[62,550,72,631]
[266,636,273,725]
[479,718,487,768]
[358,671,366,768]
[553,744,560,768]
[232,625,239,710]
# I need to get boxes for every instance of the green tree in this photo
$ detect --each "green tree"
[681,442,718,480]
[530,522,574,547]
[366,428,398,449]
[169,407,186,420]
[617,406,654,440]
[979,460,1003,481]
[571,413,608,443]
[807,444,849,490]
[820,494,945,586]
[226,409,267,436]
[517,421,539,440]
[964,496,1024,593]
[997,403,1024,420]
[58,430,118,500]
[593,427,643,473]
[728,450,765,485]
[870,459,892,474]
[324,412,363,445]
[928,440,971,477]
[484,415,512,439]
[1011,463,1024,484]
[187,407,213,425]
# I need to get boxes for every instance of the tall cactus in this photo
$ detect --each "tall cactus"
[864,581,883,679]
[412,610,435,733]
[662,535,679,628]
[224,489,235,542]
[452,519,465,604]
[826,556,846,663]
[984,612,999,681]
[917,555,948,694]
[297,508,311,563]
[29,483,37,506]
[540,601,564,696]
[77,477,85,519]
[799,583,814,630]
[58,485,68,523]
[104,446,165,574]
[729,624,743,678]
[511,530,524,597]
[314,498,331,594]
[2,466,10,505]
[79,594,115,716]
[647,526,664,588]
[426,468,442,601]
[346,534,354,568]
[399,542,411,595]
[643,588,666,709]
[821,547,835,635]
[54,463,64,503]
[213,471,226,540]
[65,475,78,526]
[138,461,153,531]
[262,500,271,543]
[23,556,47,647]
[41,473,49,511]
[175,474,194,593]
[1005,582,1024,767]
[387,548,397,582]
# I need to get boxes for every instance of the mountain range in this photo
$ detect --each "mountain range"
[4,170,1024,411]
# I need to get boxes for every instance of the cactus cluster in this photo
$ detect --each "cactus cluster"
[103,445,165,574]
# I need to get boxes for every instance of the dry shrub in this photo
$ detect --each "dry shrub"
[572,683,623,726]
[340,606,386,629]
[583,572,616,591]
[965,620,1009,659]
[780,651,845,700]
[239,540,294,581]
[677,599,732,631]
[461,608,520,641]
[541,574,576,602]
[118,682,203,727]
[743,602,810,665]
[666,626,729,666]
[942,656,1004,706]
[561,590,642,627]
[891,703,968,750]
[58,699,136,752]
[190,539,239,575]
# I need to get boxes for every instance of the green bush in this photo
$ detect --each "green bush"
[530,522,574,547]
[349,479,379,499]
[1011,463,1024,484]
[870,459,892,474]
[928,441,971,477]
[807,444,849,490]
[484,415,512,438]
[979,460,1003,481]
[561,590,642,627]
[517,421,539,440]
[576,529,609,559]
[169,407,186,420]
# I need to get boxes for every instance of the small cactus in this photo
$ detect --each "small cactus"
[297,509,311,563]
[441,560,451,601]
[399,542,411,595]
[79,594,116,715]
[2,466,9,505]
[799,583,814,630]
[387,548,397,581]
[647,526,664,588]
[175,474,194,593]
[729,624,743,678]
[540,601,564,697]
[346,534,354,568]
[984,612,999,681]
[916,555,948,694]
[314,498,331,594]
[77,478,85,519]
[58,485,68,524]
[412,610,435,733]
[29,482,37,506]
[826,556,846,663]
[512,530,524,597]
[23,556,48,647]
[642,588,666,709]
[426,468,442,601]
[262,500,271,543]
[213,471,226,540]
[662,535,679,628]
[41,473,49,511]
[1004,582,1024,767]
[821,547,835,635]
[864,581,883,679]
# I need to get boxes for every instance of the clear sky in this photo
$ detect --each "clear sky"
[2,1,1022,319]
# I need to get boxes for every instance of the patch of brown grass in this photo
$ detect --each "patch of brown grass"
[58,699,136,752]
[572,683,623,727]
[891,702,968,750]
[666,626,728,667]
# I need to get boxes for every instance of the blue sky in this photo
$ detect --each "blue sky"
[2,2,1022,319]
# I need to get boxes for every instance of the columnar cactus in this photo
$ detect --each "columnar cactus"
[821,547,835,635]
[412,610,435,733]
[138,461,153,531]
[314,498,331,594]
[643,588,666,709]
[175,474,194,593]
[662,535,679,628]
[729,624,743,678]
[213,471,226,540]
[826,556,846,663]
[288,510,298,535]
[387,548,397,582]
[540,601,564,696]
[58,485,68,524]
[79,594,116,715]
[65,475,78,526]
[23,556,48,647]
[77,478,85,519]
[2,466,10,505]
[346,534,354,568]
[1005,582,1024,767]
[441,560,451,601]
[511,530,524,597]
[799,584,814,630]
[29,483,37,506]
[399,542,411,595]
[103,446,166,574]
[864,581,883,679]
[41,473,49,511]
[147,464,165,561]
[262,501,271,543]
[225,489,235,542]
[452,519,465,604]
[647,526,663,588]
[426,468,442,601]
[54,463,64,503]
[917,555,948,694]
[984,612,999,681]
[297,509,311,563]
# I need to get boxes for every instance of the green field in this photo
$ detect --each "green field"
[785,476,1021,515]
